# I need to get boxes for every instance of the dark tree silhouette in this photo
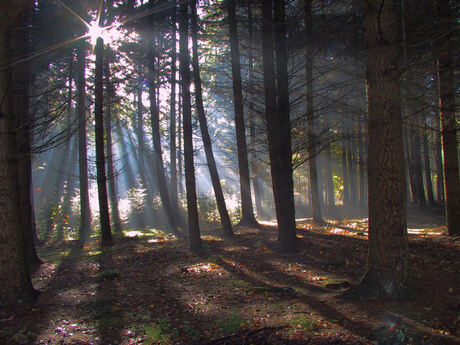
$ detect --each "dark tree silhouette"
[227,0,258,228]
[191,0,234,237]
[179,1,201,251]
[94,37,113,246]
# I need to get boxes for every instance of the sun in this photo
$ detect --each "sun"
[88,21,122,47]
[88,23,104,46]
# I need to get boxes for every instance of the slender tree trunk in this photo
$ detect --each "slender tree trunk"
[227,0,258,227]
[170,2,178,213]
[76,40,91,242]
[305,0,323,225]
[358,121,366,209]
[94,37,112,246]
[178,90,184,197]
[434,128,444,201]
[348,130,358,205]
[403,126,416,203]
[409,127,426,207]
[247,0,263,220]
[134,86,155,225]
[146,22,180,235]
[436,0,460,236]
[342,130,350,206]
[104,58,122,234]
[0,1,37,305]
[262,0,298,252]
[191,1,233,237]
[179,1,201,251]
[422,131,435,206]
[347,0,408,299]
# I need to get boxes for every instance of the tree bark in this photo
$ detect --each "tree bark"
[305,0,323,225]
[0,0,37,305]
[104,57,122,234]
[261,0,298,252]
[347,0,408,299]
[76,40,91,242]
[169,2,178,214]
[422,131,435,206]
[146,20,180,235]
[434,128,444,201]
[11,2,41,266]
[179,1,201,251]
[358,121,366,209]
[94,37,112,246]
[436,0,460,236]
[227,0,258,227]
[409,127,426,207]
[247,0,264,220]
[191,1,234,237]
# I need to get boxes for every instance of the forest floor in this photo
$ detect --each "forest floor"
[1,206,459,345]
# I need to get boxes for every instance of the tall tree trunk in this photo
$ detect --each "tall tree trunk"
[323,145,335,208]
[358,121,366,209]
[436,0,460,236]
[146,13,180,235]
[94,37,112,246]
[104,57,122,234]
[191,1,233,237]
[422,131,435,206]
[0,1,37,305]
[409,127,426,207]
[347,0,408,299]
[178,90,184,197]
[11,3,41,266]
[348,130,358,205]
[169,2,178,214]
[76,40,91,242]
[305,0,323,225]
[403,126,416,203]
[434,128,444,201]
[247,0,263,220]
[179,1,201,251]
[134,86,155,225]
[227,0,258,227]
[262,0,298,252]
[342,129,350,206]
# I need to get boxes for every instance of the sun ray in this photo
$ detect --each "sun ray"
[0,0,188,70]
[55,0,91,29]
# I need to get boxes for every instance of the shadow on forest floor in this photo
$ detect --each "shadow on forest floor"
[0,209,459,345]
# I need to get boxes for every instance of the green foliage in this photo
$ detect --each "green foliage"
[182,322,200,340]
[288,314,319,332]
[333,174,344,202]
[215,309,245,334]
[126,186,146,215]
[198,195,220,224]
[143,318,179,345]
[124,309,152,323]
[86,297,118,319]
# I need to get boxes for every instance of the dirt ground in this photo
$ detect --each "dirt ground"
[1,210,459,345]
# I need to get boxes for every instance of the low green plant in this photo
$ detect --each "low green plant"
[182,322,200,340]
[289,314,318,332]
[216,309,245,334]
[143,318,179,345]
